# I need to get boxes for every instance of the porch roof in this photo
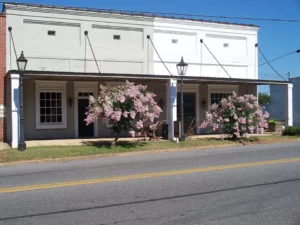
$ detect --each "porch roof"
[7,70,291,85]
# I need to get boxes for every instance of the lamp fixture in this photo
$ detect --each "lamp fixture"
[68,97,73,108]
[159,98,164,109]
[201,99,207,109]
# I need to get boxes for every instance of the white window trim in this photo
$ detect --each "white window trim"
[74,82,99,138]
[35,81,67,129]
[208,84,238,109]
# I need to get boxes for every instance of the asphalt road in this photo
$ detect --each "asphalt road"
[0,142,300,225]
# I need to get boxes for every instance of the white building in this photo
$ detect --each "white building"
[2,2,293,148]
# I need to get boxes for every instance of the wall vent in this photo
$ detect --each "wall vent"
[113,35,121,40]
[48,30,56,36]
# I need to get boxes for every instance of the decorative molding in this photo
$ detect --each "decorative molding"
[92,24,143,32]
[35,80,67,89]
[154,29,197,36]
[8,6,153,22]
[206,33,247,40]
[154,18,259,32]
[23,19,80,27]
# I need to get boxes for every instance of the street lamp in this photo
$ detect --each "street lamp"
[17,51,28,151]
[176,57,188,141]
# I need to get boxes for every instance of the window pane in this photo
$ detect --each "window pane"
[51,93,56,99]
[40,93,45,99]
[57,108,62,115]
[51,100,57,107]
[39,91,63,124]
[40,108,45,115]
[51,108,56,115]
[52,116,57,123]
[46,116,51,122]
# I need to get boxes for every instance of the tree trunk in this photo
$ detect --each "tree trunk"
[232,133,238,140]
[111,132,119,147]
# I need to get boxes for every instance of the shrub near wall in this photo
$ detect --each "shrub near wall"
[282,126,300,136]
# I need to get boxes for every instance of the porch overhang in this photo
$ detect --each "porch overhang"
[6,70,291,85]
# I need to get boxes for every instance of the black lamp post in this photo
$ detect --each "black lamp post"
[17,51,28,151]
[176,57,188,141]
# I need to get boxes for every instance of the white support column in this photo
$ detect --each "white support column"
[167,79,177,140]
[11,74,20,148]
[284,83,293,126]
[196,88,200,134]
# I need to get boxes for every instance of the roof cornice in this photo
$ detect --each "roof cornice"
[4,2,259,28]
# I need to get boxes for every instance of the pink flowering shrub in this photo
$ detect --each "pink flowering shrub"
[85,81,163,145]
[200,91,269,139]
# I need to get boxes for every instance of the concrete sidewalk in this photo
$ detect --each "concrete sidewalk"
[24,133,273,148]
[0,142,11,150]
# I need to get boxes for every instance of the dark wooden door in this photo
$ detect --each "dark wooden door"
[78,99,94,137]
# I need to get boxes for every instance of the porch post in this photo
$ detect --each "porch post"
[196,88,200,134]
[167,79,177,140]
[284,83,293,126]
[11,74,20,148]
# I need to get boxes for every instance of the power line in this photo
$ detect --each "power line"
[128,10,300,23]
[259,49,300,66]
[256,44,286,81]
[200,39,231,78]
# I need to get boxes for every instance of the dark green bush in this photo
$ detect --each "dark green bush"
[282,126,300,136]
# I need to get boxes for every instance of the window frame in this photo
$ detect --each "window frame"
[35,81,67,129]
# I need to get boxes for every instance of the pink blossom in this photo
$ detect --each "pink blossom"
[130,111,136,119]
[153,105,163,115]
[248,126,255,134]
[220,134,225,140]
[123,111,129,118]
[238,117,246,124]
[199,91,268,139]
[128,130,136,137]
[136,120,143,129]
[246,102,254,109]
[89,96,96,105]
[111,111,122,121]
[119,96,126,103]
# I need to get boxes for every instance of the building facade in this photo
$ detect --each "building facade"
[1,3,293,148]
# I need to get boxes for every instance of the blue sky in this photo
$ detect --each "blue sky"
[4,0,300,93]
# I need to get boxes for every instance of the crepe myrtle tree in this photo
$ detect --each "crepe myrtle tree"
[85,80,163,146]
[200,91,269,140]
